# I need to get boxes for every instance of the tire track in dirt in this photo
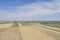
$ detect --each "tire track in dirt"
[31,24,60,40]
[18,23,55,40]
[0,27,23,40]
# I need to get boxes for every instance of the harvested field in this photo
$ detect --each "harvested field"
[0,28,22,40]
[0,23,60,40]
[0,23,22,40]
[19,26,55,40]
[0,23,13,28]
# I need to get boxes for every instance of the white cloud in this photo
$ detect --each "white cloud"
[16,1,60,18]
[0,0,60,21]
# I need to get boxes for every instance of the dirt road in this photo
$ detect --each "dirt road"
[19,23,56,40]
[31,25,60,40]
[31,23,60,40]
[0,27,22,40]
[0,23,60,40]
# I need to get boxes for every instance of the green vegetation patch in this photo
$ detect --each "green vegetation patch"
[40,26,60,32]
[37,22,60,32]
[12,23,19,27]
[21,22,33,26]
[40,22,60,28]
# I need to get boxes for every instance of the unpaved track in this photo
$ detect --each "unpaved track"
[29,24,60,40]
[19,23,55,40]
[0,27,22,40]
[0,23,60,40]
[32,25,60,40]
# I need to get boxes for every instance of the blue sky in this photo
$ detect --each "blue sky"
[0,0,60,21]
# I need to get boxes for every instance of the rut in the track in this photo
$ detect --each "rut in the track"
[31,25,60,40]
[19,26,55,40]
[0,28,22,40]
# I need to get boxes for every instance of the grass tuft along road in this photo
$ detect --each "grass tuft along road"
[12,23,19,28]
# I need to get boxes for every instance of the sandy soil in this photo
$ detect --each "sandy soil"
[19,23,56,40]
[31,25,60,40]
[0,23,60,40]
[0,23,13,28]
[0,28,22,40]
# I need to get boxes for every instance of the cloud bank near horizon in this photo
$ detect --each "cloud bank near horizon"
[0,0,60,21]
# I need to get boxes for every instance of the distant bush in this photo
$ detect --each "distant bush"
[12,23,19,27]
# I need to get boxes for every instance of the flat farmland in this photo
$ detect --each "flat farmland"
[39,22,60,32]
[0,23,13,28]
[0,22,60,40]
[19,22,60,40]
[0,23,22,40]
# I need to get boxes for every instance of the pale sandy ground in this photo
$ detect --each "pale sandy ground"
[0,23,60,40]
[31,25,60,40]
[0,23,13,28]
[19,23,56,40]
[0,23,22,40]
[0,27,22,40]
